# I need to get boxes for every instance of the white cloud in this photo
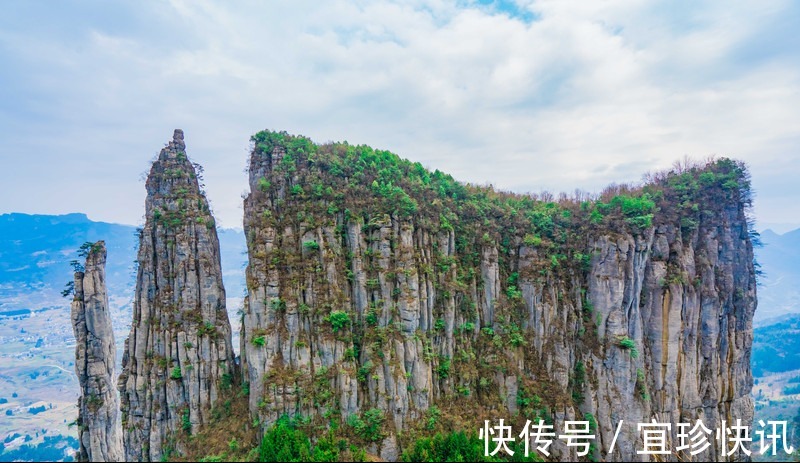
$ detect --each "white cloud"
[0,0,798,229]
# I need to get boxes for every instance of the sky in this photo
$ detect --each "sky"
[1,0,799,232]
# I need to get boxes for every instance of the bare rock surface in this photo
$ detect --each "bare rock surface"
[71,241,123,462]
[118,130,236,462]
[240,131,756,461]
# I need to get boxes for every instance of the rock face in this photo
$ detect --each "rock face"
[71,241,123,462]
[241,131,756,461]
[118,130,236,462]
[582,204,755,461]
[71,129,755,461]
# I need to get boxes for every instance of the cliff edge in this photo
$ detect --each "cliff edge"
[71,241,123,462]
[118,130,236,462]
[239,131,756,461]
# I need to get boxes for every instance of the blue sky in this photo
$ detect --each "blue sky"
[1,0,799,232]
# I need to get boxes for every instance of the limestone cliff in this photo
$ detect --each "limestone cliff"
[71,241,123,462]
[118,130,236,462]
[240,130,756,461]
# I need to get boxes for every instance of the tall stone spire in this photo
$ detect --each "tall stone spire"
[71,241,122,462]
[118,130,236,461]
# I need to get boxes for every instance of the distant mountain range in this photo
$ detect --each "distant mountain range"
[752,313,800,377]
[0,213,138,313]
[0,212,246,314]
[0,213,246,461]
[755,228,800,321]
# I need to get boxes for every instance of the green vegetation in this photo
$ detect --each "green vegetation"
[199,454,225,462]
[258,415,345,462]
[328,311,351,332]
[77,240,104,258]
[516,388,550,426]
[269,298,287,312]
[182,408,192,434]
[636,368,650,401]
[197,321,218,338]
[347,408,386,443]
[347,408,386,442]
[506,324,526,347]
[425,406,441,431]
[85,394,103,411]
[508,332,525,347]
[221,373,233,391]
[651,158,752,237]
[170,365,182,380]
[585,412,599,462]
[505,285,522,300]
[523,233,542,247]
[250,415,366,462]
[597,194,656,230]
[302,240,320,251]
[241,132,757,462]
[253,130,590,251]
[618,336,639,359]
[436,356,451,379]
[571,361,586,403]
[357,361,373,383]
[401,430,541,462]
[250,133,754,321]
[62,241,106,298]
[61,279,75,298]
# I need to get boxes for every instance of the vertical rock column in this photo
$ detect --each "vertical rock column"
[71,241,123,462]
[119,130,236,462]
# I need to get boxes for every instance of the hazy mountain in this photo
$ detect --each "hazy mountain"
[0,213,246,461]
[752,313,800,377]
[0,213,137,313]
[0,212,247,313]
[755,227,800,321]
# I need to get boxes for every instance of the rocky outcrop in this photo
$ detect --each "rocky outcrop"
[240,131,756,461]
[71,241,122,462]
[70,129,755,462]
[118,130,236,462]
[577,203,756,461]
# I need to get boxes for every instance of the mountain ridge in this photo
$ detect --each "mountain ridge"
[234,129,757,461]
[0,127,780,461]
